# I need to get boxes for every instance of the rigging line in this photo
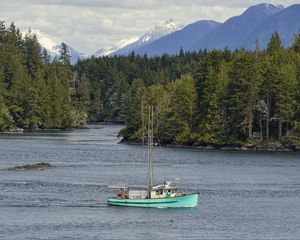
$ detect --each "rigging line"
[150,105,154,187]
[141,99,145,146]
[147,105,151,198]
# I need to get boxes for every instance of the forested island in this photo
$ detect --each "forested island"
[1,22,300,150]
[0,22,87,130]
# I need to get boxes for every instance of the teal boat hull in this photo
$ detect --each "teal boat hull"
[107,193,199,208]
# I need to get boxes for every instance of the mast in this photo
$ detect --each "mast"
[147,105,154,198]
[150,105,154,186]
[141,99,145,146]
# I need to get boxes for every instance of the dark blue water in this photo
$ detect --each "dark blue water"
[0,124,299,240]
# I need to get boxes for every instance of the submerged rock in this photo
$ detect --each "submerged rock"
[5,162,53,171]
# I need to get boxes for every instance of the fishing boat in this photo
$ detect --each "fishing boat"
[107,106,199,208]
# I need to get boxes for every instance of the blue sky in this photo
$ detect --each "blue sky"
[0,0,298,54]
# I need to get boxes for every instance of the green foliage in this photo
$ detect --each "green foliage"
[22,29,42,79]
[292,30,300,53]
[120,78,144,140]
[267,31,282,52]
[98,31,300,146]
[197,63,229,144]
[226,51,263,140]
[0,22,83,130]
[0,66,13,130]
[2,22,300,149]
[59,42,71,65]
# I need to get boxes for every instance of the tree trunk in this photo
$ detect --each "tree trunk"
[248,111,253,138]
[278,117,282,141]
[259,112,263,140]
[266,92,270,140]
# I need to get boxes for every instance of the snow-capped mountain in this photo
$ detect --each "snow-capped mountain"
[93,36,139,57]
[111,3,299,56]
[29,3,300,62]
[134,20,221,57]
[29,29,86,64]
[112,19,184,56]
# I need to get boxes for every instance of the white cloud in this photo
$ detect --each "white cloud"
[27,29,61,50]
[0,0,298,54]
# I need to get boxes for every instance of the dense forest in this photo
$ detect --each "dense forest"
[76,31,300,149]
[0,22,87,130]
[1,21,300,149]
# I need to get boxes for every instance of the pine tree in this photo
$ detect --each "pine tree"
[197,63,228,144]
[0,21,6,44]
[225,51,262,141]
[120,78,144,140]
[89,87,102,121]
[41,48,50,64]
[267,31,282,52]
[59,42,71,65]
[22,29,42,79]
[292,30,300,53]
[167,75,196,143]
[0,64,13,130]
[270,50,297,140]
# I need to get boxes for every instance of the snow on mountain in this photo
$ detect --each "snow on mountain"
[27,3,298,62]
[134,20,221,57]
[138,19,184,45]
[29,29,86,64]
[27,29,60,53]
[112,19,184,56]
[93,36,139,57]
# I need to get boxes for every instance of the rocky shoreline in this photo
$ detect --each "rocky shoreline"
[120,139,299,152]
[0,122,124,133]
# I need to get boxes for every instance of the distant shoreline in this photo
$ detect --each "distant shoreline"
[0,122,125,134]
[120,139,299,152]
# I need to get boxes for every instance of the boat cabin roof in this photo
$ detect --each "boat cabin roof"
[108,184,129,190]
[152,184,177,190]
[108,182,177,192]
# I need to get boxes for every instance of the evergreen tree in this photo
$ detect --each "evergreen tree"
[267,31,282,52]
[22,29,42,79]
[41,48,50,64]
[89,87,102,121]
[59,42,71,65]
[292,31,300,53]
[197,63,228,144]
[0,64,13,130]
[225,51,262,141]
[120,78,144,140]
[270,50,297,140]
[165,75,196,143]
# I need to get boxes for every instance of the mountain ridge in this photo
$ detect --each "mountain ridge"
[111,19,184,56]
[191,3,284,51]
[244,4,300,49]
[34,3,300,60]
[134,20,221,57]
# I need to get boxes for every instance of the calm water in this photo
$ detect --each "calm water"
[0,124,299,240]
